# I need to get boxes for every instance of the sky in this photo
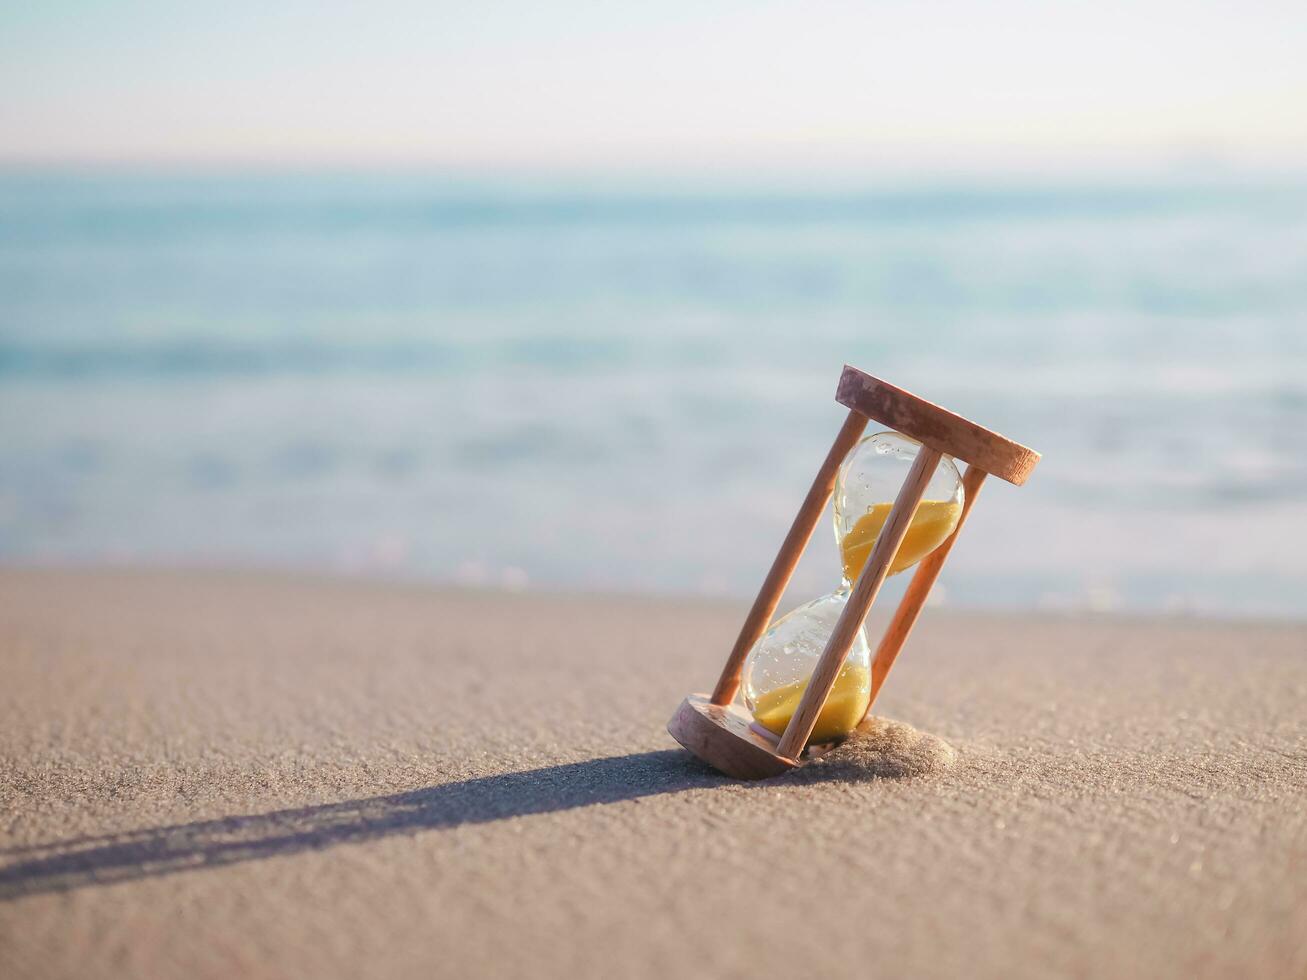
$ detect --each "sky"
[2,0,1306,175]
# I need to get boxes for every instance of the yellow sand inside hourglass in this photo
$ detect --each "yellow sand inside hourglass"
[841,500,962,582]
[752,662,872,743]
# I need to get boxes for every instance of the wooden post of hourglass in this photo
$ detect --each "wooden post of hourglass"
[667,365,1039,780]
[709,409,868,706]
[775,443,942,760]
[864,463,988,714]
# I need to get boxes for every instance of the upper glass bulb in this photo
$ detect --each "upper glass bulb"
[833,431,964,585]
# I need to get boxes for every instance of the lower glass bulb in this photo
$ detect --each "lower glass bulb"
[742,590,871,745]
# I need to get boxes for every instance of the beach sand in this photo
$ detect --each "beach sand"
[1,568,1304,979]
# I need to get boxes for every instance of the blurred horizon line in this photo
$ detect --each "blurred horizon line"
[3,157,1306,192]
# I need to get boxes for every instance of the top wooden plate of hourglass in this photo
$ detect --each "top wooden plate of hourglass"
[836,366,1039,485]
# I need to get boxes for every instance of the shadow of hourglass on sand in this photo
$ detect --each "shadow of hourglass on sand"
[0,718,958,904]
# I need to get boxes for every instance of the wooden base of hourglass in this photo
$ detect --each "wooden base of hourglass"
[667,366,1039,779]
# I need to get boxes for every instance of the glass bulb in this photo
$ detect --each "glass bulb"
[834,431,964,585]
[742,591,871,745]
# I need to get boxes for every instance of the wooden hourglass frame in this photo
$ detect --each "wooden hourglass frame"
[667,365,1040,779]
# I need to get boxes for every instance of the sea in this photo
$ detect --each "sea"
[2,171,1305,617]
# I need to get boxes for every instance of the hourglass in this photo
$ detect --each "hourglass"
[667,365,1040,779]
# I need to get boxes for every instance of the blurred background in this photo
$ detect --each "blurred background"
[1,1,1305,616]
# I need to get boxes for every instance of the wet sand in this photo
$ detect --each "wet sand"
[1,568,1304,979]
